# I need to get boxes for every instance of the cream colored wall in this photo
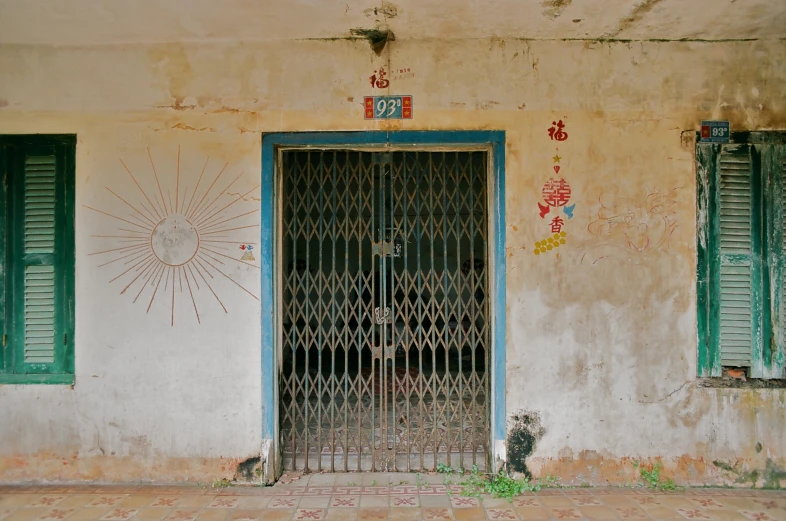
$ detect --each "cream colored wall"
[0,38,784,484]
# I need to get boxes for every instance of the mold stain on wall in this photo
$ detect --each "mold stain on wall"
[507,412,545,477]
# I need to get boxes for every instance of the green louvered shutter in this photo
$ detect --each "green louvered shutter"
[22,156,58,364]
[698,135,786,379]
[715,144,760,369]
[4,138,75,380]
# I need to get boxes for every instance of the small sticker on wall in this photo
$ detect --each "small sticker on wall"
[240,244,255,261]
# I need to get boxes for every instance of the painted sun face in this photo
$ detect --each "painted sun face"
[151,214,199,266]
[86,147,260,325]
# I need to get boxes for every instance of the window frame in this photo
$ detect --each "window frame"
[0,134,76,385]
[696,130,786,380]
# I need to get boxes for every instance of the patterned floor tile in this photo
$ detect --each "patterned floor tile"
[676,507,713,519]
[268,499,299,510]
[149,499,181,509]
[86,499,126,509]
[1,481,785,521]
[328,497,358,509]
[206,499,239,509]
[630,496,659,506]
[512,497,540,508]
[36,509,75,521]
[99,509,138,521]
[293,509,325,520]
[422,508,452,520]
[549,507,584,520]
[485,508,517,520]
[740,511,780,521]
[164,510,202,521]
[27,497,66,508]
[615,506,649,519]
[570,496,603,507]
[450,497,479,508]
[390,495,418,508]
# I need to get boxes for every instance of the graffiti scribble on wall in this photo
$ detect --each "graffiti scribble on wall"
[85,146,260,326]
[580,186,680,265]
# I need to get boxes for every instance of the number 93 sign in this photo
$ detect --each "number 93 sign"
[364,95,413,120]
[700,120,730,143]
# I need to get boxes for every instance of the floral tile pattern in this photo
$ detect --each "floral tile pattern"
[0,481,783,520]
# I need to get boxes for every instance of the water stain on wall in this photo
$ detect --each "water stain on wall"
[147,43,194,109]
[541,0,572,20]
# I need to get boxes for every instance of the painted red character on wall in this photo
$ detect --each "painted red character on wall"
[548,119,568,141]
[538,177,572,218]
[369,67,390,88]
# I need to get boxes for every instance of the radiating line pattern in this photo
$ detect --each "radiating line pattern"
[86,146,260,325]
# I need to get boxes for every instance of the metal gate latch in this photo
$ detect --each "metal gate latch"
[372,241,401,257]
[374,306,392,324]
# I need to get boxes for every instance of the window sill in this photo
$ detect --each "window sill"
[0,374,74,385]
[697,377,786,389]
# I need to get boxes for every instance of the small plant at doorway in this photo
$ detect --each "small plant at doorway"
[459,465,543,502]
[437,463,454,474]
[634,460,683,491]
[211,478,232,488]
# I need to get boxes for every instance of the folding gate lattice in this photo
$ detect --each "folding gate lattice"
[279,149,490,472]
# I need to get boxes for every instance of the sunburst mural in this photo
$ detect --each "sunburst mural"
[86,146,260,325]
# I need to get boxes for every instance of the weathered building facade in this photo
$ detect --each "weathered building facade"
[0,0,784,486]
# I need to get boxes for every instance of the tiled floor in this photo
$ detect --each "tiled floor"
[1,473,785,521]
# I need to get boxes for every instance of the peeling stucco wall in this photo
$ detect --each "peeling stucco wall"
[0,37,785,484]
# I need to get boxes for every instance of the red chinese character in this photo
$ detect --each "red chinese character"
[370,67,390,88]
[541,177,572,207]
[550,216,564,233]
[240,244,246,250]
[548,119,568,141]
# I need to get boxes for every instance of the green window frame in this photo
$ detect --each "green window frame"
[697,131,786,379]
[0,135,75,384]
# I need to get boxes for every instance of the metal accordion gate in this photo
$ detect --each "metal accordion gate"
[279,148,490,472]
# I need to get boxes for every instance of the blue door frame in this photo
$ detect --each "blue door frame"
[260,131,507,469]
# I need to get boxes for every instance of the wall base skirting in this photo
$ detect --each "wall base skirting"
[0,453,241,483]
[528,455,786,488]
[3,452,785,487]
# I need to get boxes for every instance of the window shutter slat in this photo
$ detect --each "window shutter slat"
[718,144,754,367]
